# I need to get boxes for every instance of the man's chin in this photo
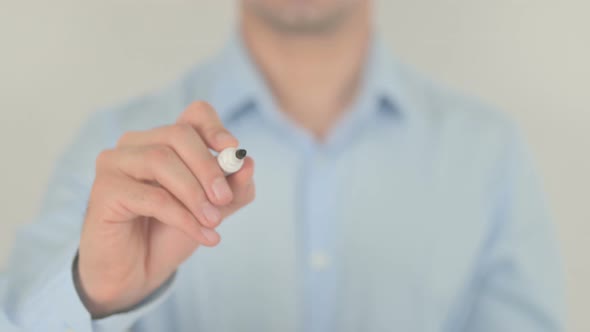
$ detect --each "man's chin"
[246,1,359,35]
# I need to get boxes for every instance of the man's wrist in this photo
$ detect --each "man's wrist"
[72,252,112,319]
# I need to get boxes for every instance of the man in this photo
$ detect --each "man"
[1,0,564,331]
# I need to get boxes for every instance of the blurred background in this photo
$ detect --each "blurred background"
[0,0,588,330]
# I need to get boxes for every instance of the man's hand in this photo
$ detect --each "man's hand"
[76,101,255,318]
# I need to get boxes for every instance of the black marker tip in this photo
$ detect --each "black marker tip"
[235,149,247,160]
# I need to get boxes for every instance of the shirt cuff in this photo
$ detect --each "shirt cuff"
[91,271,176,332]
[20,243,176,332]
[20,243,93,331]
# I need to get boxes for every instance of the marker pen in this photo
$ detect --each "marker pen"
[217,147,247,175]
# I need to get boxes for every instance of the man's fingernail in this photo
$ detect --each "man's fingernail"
[200,227,219,243]
[201,202,221,226]
[212,177,232,202]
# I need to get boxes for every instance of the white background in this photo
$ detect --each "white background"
[0,1,588,330]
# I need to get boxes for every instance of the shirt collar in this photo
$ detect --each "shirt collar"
[208,33,271,123]
[361,35,410,118]
[208,31,410,124]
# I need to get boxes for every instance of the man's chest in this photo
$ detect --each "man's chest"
[171,123,492,331]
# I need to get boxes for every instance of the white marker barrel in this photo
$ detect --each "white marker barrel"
[217,147,247,175]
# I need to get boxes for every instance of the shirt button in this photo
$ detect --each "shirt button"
[310,251,331,271]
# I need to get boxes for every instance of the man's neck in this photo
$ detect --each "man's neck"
[240,3,372,140]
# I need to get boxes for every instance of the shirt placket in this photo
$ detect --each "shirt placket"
[300,146,339,332]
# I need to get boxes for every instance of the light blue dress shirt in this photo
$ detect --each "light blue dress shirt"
[0,34,564,332]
